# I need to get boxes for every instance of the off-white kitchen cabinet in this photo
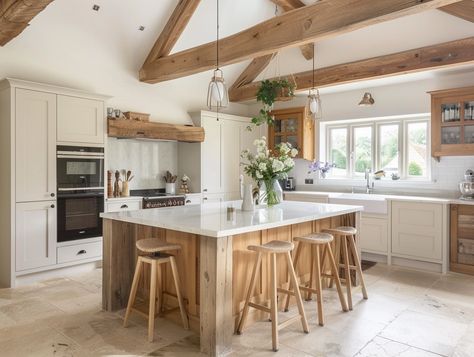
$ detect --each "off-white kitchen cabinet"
[57,95,104,145]
[0,78,108,287]
[15,201,56,271]
[200,116,222,194]
[391,201,444,261]
[15,89,57,203]
[360,215,389,254]
[178,111,264,200]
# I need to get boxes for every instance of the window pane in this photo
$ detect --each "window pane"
[407,122,428,177]
[354,126,373,176]
[379,124,399,176]
[329,128,347,176]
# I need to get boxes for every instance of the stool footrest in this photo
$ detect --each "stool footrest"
[277,315,302,331]
[248,302,271,313]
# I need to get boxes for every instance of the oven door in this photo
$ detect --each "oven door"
[57,191,104,242]
[57,155,104,189]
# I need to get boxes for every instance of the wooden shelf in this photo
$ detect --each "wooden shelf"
[107,118,204,143]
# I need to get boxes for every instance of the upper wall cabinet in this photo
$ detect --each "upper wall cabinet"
[430,86,474,159]
[268,107,314,161]
[15,89,57,203]
[57,95,104,145]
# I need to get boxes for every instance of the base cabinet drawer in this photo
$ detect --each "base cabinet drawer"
[57,241,102,264]
[106,200,142,212]
[360,216,388,254]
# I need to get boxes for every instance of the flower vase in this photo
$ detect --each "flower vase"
[260,179,283,207]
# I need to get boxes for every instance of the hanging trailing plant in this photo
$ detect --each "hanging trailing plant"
[250,78,295,127]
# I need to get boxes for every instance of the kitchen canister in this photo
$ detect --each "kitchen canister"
[166,182,176,195]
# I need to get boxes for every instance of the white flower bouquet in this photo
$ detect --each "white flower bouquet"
[241,136,298,206]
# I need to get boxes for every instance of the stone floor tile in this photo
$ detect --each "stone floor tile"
[354,336,442,357]
[379,310,468,356]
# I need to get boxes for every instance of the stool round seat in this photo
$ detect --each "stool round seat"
[294,232,334,244]
[248,240,294,253]
[323,226,357,236]
[136,238,181,253]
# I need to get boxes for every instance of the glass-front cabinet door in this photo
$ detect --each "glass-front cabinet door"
[430,87,474,159]
[268,107,314,161]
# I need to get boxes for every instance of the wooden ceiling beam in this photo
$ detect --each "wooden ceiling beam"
[229,37,474,102]
[229,54,275,90]
[139,0,462,84]
[439,0,474,22]
[0,0,54,46]
[143,0,201,66]
[270,0,313,60]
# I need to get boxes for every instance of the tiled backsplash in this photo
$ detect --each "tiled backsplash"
[107,138,178,190]
[290,156,474,198]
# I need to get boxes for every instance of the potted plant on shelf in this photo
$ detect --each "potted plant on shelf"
[241,136,298,206]
[250,79,296,127]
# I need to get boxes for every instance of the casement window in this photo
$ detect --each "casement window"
[325,117,430,180]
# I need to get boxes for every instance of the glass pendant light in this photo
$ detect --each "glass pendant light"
[306,44,322,120]
[207,0,229,109]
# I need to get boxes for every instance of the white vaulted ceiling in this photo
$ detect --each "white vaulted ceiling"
[0,0,472,123]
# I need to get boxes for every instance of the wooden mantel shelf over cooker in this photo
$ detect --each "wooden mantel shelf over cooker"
[107,118,205,142]
[107,118,204,142]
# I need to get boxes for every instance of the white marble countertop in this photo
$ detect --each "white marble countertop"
[284,191,474,205]
[100,200,363,238]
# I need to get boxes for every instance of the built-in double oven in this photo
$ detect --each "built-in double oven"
[56,146,104,243]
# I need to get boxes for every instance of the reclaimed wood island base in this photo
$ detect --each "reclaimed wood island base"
[101,201,362,356]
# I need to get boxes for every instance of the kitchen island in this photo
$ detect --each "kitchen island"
[101,200,362,356]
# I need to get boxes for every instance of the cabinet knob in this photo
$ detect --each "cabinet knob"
[50,193,55,197]
[186,200,191,204]
[203,189,208,192]
[50,204,55,208]
[120,204,128,209]
[203,197,208,201]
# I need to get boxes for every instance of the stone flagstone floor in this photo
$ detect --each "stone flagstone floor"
[1,264,474,356]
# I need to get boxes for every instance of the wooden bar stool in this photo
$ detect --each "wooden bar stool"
[323,226,368,310]
[237,240,309,352]
[283,233,348,326]
[123,238,189,342]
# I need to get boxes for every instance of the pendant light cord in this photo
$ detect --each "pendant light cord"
[312,44,315,89]
[216,0,219,70]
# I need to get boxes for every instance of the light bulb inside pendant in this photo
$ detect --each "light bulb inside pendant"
[210,79,225,102]
[307,89,322,120]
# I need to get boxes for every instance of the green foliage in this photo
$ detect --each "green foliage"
[251,79,295,127]
[408,161,423,176]
[331,149,346,169]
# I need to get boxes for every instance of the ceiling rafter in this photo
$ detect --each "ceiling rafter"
[439,0,474,22]
[269,0,314,60]
[143,0,201,67]
[229,36,474,102]
[0,0,54,46]
[139,0,463,84]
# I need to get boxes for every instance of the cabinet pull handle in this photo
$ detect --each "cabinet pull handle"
[203,189,208,192]
[77,249,87,255]
[79,230,86,234]
[120,204,129,209]
[186,200,191,204]
[203,197,208,201]
[50,204,55,208]
[50,193,55,197]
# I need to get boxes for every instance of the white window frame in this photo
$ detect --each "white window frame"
[325,116,430,181]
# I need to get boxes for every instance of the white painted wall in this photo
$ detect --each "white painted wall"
[250,69,474,197]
